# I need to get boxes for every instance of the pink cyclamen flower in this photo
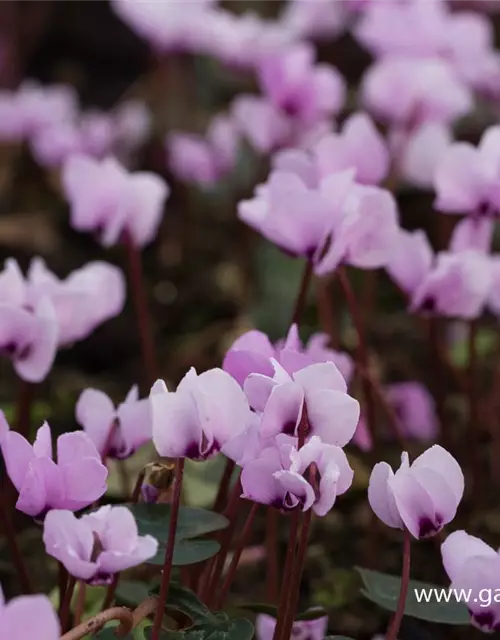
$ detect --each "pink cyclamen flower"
[198,9,294,71]
[352,414,373,452]
[434,125,500,217]
[43,506,158,585]
[223,324,353,388]
[111,0,216,53]
[314,182,400,275]
[368,445,464,539]
[0,584,60,640]
[258,42,345,125]
[386,228,492,320]
[385,382,438,441]
[167,113,239,186]
[256,611,328,640]
[0,80,77,142]
[0,259,58,383]
[313,112,390,185]
[26,258,126,346]
[231,95,293,154]
[442,530,500,632]
[241,435,353,516]
[76,386,152,459]
[244,358,359,446]
[151,367,253,460]
[362,56,472,127]
[1,421,108,517]
[62,154,170,248]
[280,0,346,41]
[395,122,452,189]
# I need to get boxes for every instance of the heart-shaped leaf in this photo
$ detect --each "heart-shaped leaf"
[124,504,228,566]
[238,603,327,622]
[356,567,470,625]
[145,615,254,640]
[115,580,152,608]
[151,582,212,624]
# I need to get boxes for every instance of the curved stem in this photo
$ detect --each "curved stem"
[387,529,411,640]
[59,607,133,640]
[151,459,185,640]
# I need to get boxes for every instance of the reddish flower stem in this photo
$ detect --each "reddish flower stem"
[151,458,185,640]
[427,317,451,451]
[272,509,300,640]
[214,503,259,609]
[265,509,279,603]
[315,277,340,350]
[131,469,146,503]
[201,478,242,604]
[60,575,77,632]
[290,260,313,327]
[386,529,411,640]
[0,494,31,592]
[14,378,33,440]
[338,267,378,445]
[213,458,235,513]
[468,320,481,492]
[123,230,158,388]
[278,508,313,640]
[74,582,86,627]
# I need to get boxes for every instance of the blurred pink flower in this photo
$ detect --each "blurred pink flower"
[0,584,60,640]
[256,611,328,640]
[62,154,170,247]
[167,114,239,186]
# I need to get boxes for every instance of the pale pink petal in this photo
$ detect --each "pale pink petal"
[75,388,116,455]
[260,383,304,438]
[305,389,360,447]
[368,461,404,530]
[43,510,96,580]
[1,595,60,640]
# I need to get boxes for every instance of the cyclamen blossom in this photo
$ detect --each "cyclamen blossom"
[241,435,353,516]
[256,611,328,640]
[442,530,500,632]
[362,56,472,127]
[368,445,464,539]
[258,43,345,126]
[0,260,58,382]
[2,421,108,517]
[434,125,500,217]
[313,112,390,186]
[355,0,500,92]
[76,386,151,459]
[111,0,216,53]
[43,506,158,585]
[244,358,359,446]
[385,382,438,441]
[386,228,492,320]
[62,155,170,248]
[25,258,126,346]
[151,368,253,460]
[0,584,60,640]
[0,80,77,142]
[223,323,353,388]
[280,0,346,41]
[167,114,239,186]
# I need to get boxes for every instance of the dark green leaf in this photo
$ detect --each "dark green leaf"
[145,614,254,640]
[238,603,327,622]
[356,567,470,625]
[115,580,151,608]
[294,608,328,621]
[147,539,221,567]
[124,504,227,567]
[237,603,278,617]
[125,504,228,541]
[161,582,213,624]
